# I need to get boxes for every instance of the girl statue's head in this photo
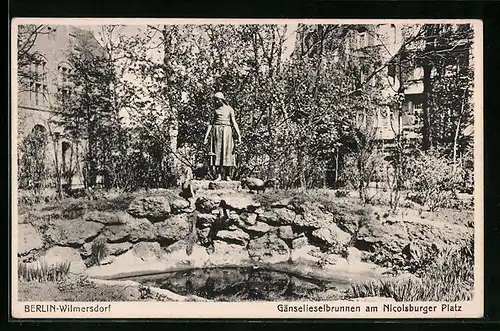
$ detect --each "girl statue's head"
[214,92,226,107]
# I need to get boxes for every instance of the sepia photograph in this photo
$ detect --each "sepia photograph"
[11,18,483,319]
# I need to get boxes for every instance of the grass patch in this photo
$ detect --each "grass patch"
[18,260,72,282]
[18,277,143,302]
[90,237,109,266]
[254,189,365,211]
[87,194,137,212]
[251,189,302,208]
[346,238,474,301]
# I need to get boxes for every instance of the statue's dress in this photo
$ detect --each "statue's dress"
[210,105,236,167]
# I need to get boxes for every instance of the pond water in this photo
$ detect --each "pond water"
[123,266,352,301]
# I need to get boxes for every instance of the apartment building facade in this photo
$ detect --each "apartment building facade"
[298,23,473,150]
[16,25,106,191]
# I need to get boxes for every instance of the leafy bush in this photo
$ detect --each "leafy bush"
[347,238,474,301]
[90,237,109,266]
[335,190,350,198]
[406,151,461,211]
[57,274,97,292]
[61,202,88,219]
[18,260,72,282]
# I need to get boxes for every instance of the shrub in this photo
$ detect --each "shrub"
[346,238,474,301]
[406,151,461,211]
[57,274,97,292]
[61,202,88,219]
[18,260,72,282]
[90,237,109,266]
[335,190,350,198]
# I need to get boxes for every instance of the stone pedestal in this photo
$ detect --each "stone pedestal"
[191,180,241,191]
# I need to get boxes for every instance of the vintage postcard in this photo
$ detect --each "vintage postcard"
[10,18,483,319]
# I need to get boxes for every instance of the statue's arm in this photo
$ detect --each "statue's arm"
[204,113,214,144]
[230,107,241,141]
[204,124,213,144]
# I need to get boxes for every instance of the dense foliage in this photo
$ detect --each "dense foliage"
[17,23,475,209]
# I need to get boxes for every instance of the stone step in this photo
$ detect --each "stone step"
[191,180,242,191]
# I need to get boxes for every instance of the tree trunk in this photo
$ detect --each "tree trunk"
[452,96,466,173]
[422,63,433,150]
[162,25,182,187]
[52,138,63,199]
[334,148,339,183]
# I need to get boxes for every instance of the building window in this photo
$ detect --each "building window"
[58,88,72,102]
[413,102,423,114]
[359,32,368,48]
[46,26,57,41]
[28,57,48,107]
[411,102,422,125]
[390,24,397,44]
[58,64,72,85]
[58,63,73,103]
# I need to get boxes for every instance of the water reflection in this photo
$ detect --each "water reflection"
[133,267,345,301]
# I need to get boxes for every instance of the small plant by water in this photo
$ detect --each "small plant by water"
[18,260,71,282]
[90,237,109,266]
[346,238,474,301]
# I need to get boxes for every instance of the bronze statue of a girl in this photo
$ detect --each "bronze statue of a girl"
[203,92,241,181]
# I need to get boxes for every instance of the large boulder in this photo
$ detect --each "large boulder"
[195,196,222,213]
[277,226,296,241]
[44,219,104,246]
[155,214,192,244]
[127,196,171,222]
[41,246,86,274]
[310,225,351,248]
[171,199,191,214]
[130,242,163,262]
[215,229,250,246]
[355,219,410,253]
[292,202,333,229]
[18,224,44,256]
[240,212,257,225]
[292,236,309,250]
[248,233,290,264]
[331,203,371,235]
[207,240,252,266]
[257,208,296,226]
[238,221,271,237]
[108,242,134,255]
[220,195,261,212]
[82,211,126,225]
[101,218,157,243]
